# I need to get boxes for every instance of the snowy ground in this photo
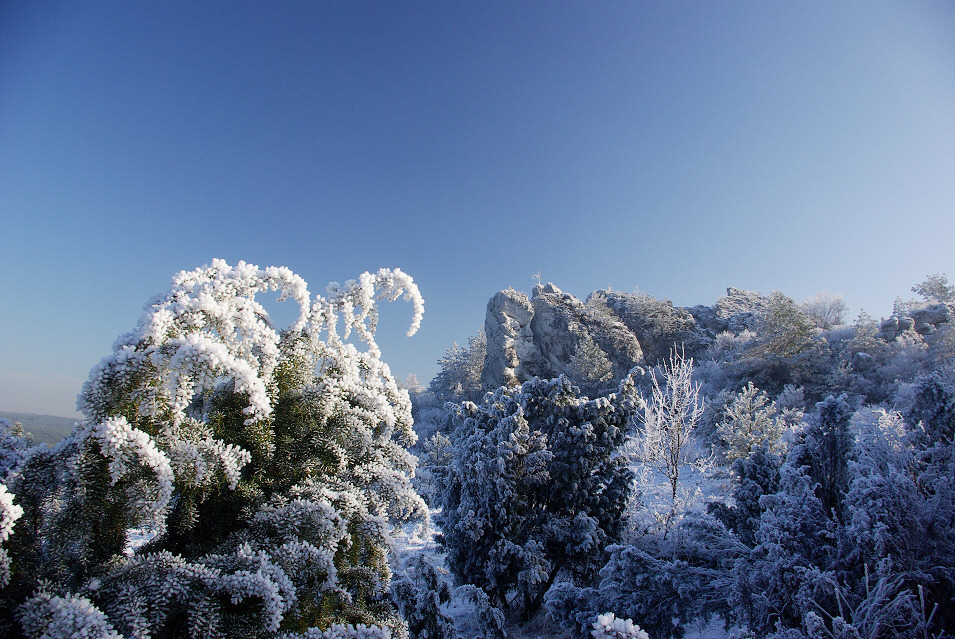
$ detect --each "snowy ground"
[389,486,737,639]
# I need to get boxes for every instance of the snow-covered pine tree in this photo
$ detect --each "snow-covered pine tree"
[717,383,786,462]
[568,332,614,395]
[0,259,427,638]
[389,556,455,639]
[437,374,639,620]
[709,443,781,547]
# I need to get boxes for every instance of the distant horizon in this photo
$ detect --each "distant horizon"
[1,271,945,420]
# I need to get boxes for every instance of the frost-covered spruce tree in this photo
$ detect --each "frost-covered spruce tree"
[708,443,781,547]
[728,396,854,636]
[437,374,639,619]
[0,259,427,638]
[389,556,455,639]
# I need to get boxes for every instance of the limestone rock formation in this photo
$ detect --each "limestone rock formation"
[481,288,545,389]
[714,287,772,333]
[480,283,808,391]
[482,284,644,390]
[530,284,644,381]
[876,303,953,342]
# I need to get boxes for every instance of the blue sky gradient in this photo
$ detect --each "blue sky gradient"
[2,2,954,416]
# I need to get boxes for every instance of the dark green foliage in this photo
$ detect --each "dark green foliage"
[437,375,637,619]
[390,556,456,639]
[709,443,781,547]
[0,262,428,638]
[804,395,854,519]
[905,372,955,446]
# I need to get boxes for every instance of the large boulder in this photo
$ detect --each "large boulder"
[910,304,952,335]
[876,303,952,342]
[714,287,772,334]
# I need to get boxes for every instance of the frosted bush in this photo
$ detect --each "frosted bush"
[438,375,638,618]
[0,484,23,587]
[19,591,123,639]
[591,612,649,639]
[277,623,392,639]
[0,484,21,544]
[1,259,427,636]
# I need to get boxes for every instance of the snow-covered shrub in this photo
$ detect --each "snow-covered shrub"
[438,374,639,618]
[1,259,426,637]
[593,513,741,639]
[390,555,455,639]
[413,430,453,507]
[0,484,23,588]
[0,418,32,482]
[709,443,781,547]
[277,623,394,639]
[454,585,506,639]
[731,460,839,635]
[802,395,854,519]
[732,292,831,399]
[590,612,649,639]
[728,386,955,638]
[549,505,743,639]
[18,590,123,639]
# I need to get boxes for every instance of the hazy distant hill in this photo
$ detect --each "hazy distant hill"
[0,410,78,443]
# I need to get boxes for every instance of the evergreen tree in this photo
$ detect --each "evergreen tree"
[709,443,781,547]
[1,260,427,638]
[804,395,854,520]
[437,374,638,619]
[717,382,786,462]
[429,330,485,401]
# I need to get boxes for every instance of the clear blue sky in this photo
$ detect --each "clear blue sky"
[2,1,954,417]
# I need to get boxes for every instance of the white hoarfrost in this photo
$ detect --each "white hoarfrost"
[4,259,426,637]
[0,483,23,587]
[75,259,424,514]
[591,612,650,639]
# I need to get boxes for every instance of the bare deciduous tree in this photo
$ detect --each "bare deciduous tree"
[640,349,704,527]
[801,292,848,329]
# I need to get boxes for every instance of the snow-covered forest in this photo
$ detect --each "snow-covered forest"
[2,261,954,639]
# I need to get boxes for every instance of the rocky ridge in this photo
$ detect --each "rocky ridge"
[482,284,775,390]
[481,284,955,391]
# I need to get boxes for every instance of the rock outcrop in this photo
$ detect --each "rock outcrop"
[481,284,780,390]
[589,290,711,364]
[482,288,545,389]
[714,287,772,334]
[530,284,644,381]
[876,303,953,343]
[479,282,952,394]
[482,284,644,390]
